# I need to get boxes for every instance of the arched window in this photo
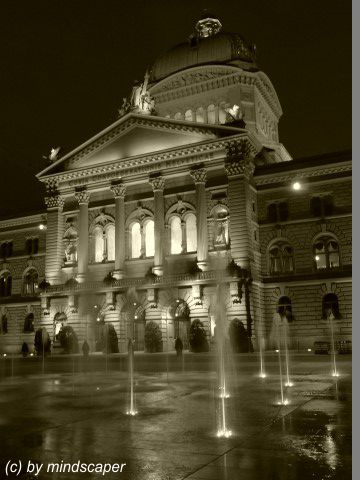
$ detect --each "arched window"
[269,242,294,274]
[1,315,8,334]
[174,112,183,120]
[185,213,197,252]
[131,222,142,259]
[93,226,104,263]
[170,216,182,254]
[218,103,228,124]
[314,236,340,270]
[207,104,216,124]
[185,109,193,122]
[277,296,294,322]
[24,313,34,333]
[195,107,205,123]
[145,220,155,257]
[213,205,229,248]
[322,293,341,320]
[0,272,12,297]
[106,224,115,261]
[23,269,39,296]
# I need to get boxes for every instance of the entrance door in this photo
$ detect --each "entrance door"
[175,319,190,349]
[133,321,145,351]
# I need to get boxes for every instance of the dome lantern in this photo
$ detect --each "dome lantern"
[195,13,222,38]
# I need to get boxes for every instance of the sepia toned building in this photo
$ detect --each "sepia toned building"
[0,14,352,354]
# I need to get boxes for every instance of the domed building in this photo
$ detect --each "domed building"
[0,15,352,355]
[148,13,290,164]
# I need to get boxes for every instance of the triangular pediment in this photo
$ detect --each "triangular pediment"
[37,114,242,178]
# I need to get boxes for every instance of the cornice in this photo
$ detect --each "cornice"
[65,116,221,171]
[150,66,282,118]
[254,163,352,186]
[40,134,259,190]
[0,213,47,231]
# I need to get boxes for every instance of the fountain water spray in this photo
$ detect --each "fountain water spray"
[126,337,137,416]
[282,319,293,387]
[215,285,232,438]
[328,311,339,377]
[274,314,288,406]
[258,333,266,379]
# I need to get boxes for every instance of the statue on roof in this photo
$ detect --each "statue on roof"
[118,70,155,119]
[42,146,61,164]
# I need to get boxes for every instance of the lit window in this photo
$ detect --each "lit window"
[23,269,39,296]
[185,109,193,122]
[207,104,216,124]
[131,222,142,259]
[196,107,205,123]
[106,224,115,261]
[269,242,294,274]
[94,226,104,263]
[145,220,155,257]
[314,236,340,270]
[218,103,228,124]
[170,216,182,254]
[185,213,197,252]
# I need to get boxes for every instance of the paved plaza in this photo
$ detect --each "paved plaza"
[0,353,352,479]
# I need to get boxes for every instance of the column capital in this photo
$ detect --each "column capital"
[224,140,255,178]
[74,189,90,205]
[149,175,165,192]
[110,182,126,198]
[224,158,255,178]
[44,195,64,211]
[189,167,207,184]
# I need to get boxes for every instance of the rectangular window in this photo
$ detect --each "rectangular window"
[267,202,288,222]
[310,195,333,217]
[33,238,39,254]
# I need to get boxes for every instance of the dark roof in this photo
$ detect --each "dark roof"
[254,150,351,176]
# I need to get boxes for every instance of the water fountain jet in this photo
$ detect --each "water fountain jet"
[328,311,339,377]
[126,338,137,416]
[214,285,232,437]
[274,314,288,406]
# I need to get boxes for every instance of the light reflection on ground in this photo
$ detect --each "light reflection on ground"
[0,355,351,480]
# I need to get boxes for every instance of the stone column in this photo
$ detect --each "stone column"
[149,175,165,276]
[190,167,209,271]
[74,188,90,283]
[224,141,255,270]
[44,194,65,284]
[110,183,126,279]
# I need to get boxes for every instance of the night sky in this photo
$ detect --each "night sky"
[0,0,351,218]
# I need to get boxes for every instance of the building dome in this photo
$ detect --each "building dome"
[150,14,257,82]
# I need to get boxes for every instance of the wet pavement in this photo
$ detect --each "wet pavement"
[0,354,351,479]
